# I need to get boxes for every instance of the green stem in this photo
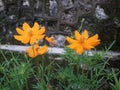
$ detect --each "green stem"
[78,18,85,32]
[76,59,80,75]
[10,51,19,65]
[0,50,8,62]
[24,53,29,63]
[17,81,21,90]
[42,55,45,66]
[97,58,110,78]
[31,67,40,83]
[26,79,28,90]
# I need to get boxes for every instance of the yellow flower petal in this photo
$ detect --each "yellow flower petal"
[30,37,38,45]
[88,34,98,41]
[66,36,76,44]
[38,27,45,35]
[22,22,31,31]
[32,22,39,32]
[46,37,55,46]
[76,46,84,54]
[26,47,36,58]
[89,40,100,46]
[14,35,30,44]
[26,44,39,58]
[38,46,48,55]
[37,35,45,40]
[21,35,30,44]
[16,27,24,35]
[82,30,88,39]
[87,34,100,47]
[14,35,22,41]
[83,43,94,50]
[67,43,78,50]
[74,30,81,41]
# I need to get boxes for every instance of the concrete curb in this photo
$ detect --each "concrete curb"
[0,45,120,58]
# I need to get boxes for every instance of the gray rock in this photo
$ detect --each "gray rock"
[61,0,73,9]
[49,0,58,16]
[95,5,109,20]
[61,13,74,23]
[8,15,16,20]
[53,35,66,47]
[22,0,30,7]
[0,0,4,11]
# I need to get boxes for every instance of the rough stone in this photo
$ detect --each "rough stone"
[53,35,66,47]
[61,0,73,9]
[95,5,109,20]
[49,0,58,16]
[0,0,4,11]
[22,0,30,7]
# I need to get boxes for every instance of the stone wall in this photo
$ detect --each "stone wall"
[0,0,120,50]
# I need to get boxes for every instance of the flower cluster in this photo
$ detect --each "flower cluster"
[14,22,100,58]
[14,22,54,58]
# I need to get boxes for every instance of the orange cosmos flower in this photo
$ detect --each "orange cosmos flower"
[26,44,48,58]
[66,30,100,54]
[45,36,55,46]
[14,22,45,45]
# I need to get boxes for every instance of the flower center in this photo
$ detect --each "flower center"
[79,37,85,44]
[28,30,33,37]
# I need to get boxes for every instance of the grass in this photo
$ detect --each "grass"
[0,46,120,90]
